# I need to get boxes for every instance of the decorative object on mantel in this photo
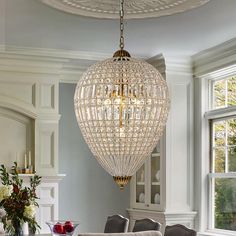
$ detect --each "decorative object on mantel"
[0,162,41,236]
[15,151,34,175]
[40,0,210,19]
[74,0,170,190]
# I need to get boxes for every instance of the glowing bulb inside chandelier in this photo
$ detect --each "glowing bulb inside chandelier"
[74,0,170,190]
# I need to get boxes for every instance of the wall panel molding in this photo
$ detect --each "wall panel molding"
[0,46,64,233]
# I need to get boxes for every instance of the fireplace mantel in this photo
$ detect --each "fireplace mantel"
[0,46,73,233]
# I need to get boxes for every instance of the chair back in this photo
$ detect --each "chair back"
[132,218,161,232]
[164,224,196,236]
[104,215,129,233]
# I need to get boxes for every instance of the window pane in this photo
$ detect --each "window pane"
[227,77,236,107]
[227,118,236,172]
[213,80,226,109]
[228,119,236,146]
[215,178,236,231]
[214,148,225,173]
[228,147,236,172]
[213,121,226,147]
[213,76,236,109]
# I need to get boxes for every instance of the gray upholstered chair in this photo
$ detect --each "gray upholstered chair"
[132,218,161,232]
[164,224,196,236]
[104,215,129,233]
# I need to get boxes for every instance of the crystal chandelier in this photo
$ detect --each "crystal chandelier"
[74,0,170,190]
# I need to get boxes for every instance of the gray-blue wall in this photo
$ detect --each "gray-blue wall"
[59,83,130,233]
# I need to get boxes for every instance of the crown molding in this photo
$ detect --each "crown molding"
[147,54,165,70]
[0,45,192,83]
[0,45,101,81]
[0,44,148,60]
[0,44,149,83]
[0,44,111,61]
[164,54,193,75]
[192,37,236,77]
[147,54,192,76]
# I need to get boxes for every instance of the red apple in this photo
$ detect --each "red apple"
[64,221,74,233]
[53,223,65,234]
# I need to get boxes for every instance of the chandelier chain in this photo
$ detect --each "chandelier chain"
[119,0,124,50]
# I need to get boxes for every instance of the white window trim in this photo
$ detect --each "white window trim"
[198,229,236,236]
[205,106,236,120]
[193,37,236,236]
[195,68,236,236]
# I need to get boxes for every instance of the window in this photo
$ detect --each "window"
[208,76,236,232]
[213,77,236,109]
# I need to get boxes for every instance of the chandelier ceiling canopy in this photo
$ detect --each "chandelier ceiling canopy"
[74,0,170,189]
[40,0,210,19]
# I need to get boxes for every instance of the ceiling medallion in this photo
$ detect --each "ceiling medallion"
[41,0,210,19]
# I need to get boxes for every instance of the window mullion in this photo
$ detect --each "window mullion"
[225,79,228,107]
[210,177,215,230]
[225,120,228,173]
[209,172,236,178]
[210,80,214,110]
[211,121,215,173]
[205,106,236,120]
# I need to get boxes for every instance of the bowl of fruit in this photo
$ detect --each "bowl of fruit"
[46,221,79,235]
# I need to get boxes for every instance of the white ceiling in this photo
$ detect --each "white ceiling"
[39,0,210,19]
[2,0,236,58]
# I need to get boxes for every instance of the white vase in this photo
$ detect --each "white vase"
[0,222,4,234]
[22,222,29,235]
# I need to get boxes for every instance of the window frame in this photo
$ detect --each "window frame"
[209,116,236,232]
[201,72,236,235]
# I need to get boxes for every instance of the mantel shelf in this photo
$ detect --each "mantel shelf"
[17,174,66,183]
